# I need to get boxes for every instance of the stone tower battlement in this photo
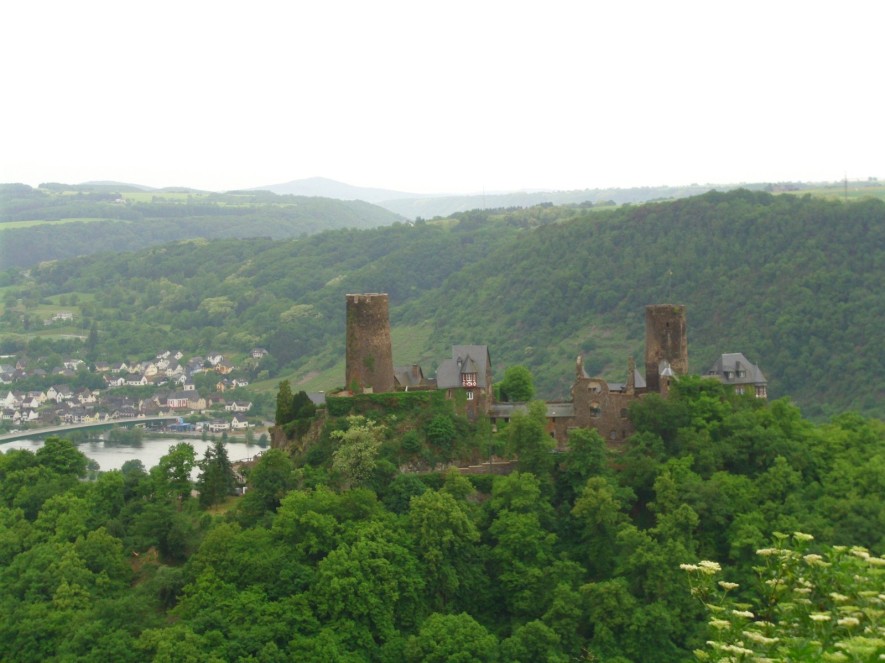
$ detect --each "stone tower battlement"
[644,304,688,393]
[345,293,395,394]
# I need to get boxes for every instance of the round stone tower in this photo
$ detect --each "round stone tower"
[345,293,395,394]
[644,304,688,393]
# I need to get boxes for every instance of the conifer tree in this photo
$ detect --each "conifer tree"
[196,439,236,508]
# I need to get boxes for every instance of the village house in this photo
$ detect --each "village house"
[166,392,190,410]
[1,391,18,408]
[48,385,74,403]
[126,374,149,387]
[0,365,15,383]
[187,393,207,411]
[104,375,126,388]
[214,359,235,375]
[76,388,97,405]
[165,361,185,378]
[23,392,45,409]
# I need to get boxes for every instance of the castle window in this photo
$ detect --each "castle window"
[735,386,745,395]
[756,385,767,398]
[462,373,477,387]
[590,402,601,418]
[466,390,474,401]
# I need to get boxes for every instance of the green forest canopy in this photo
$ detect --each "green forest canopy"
[0,377,882,661]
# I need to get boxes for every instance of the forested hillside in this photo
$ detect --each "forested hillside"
[2,190,883,419]
[0,183,402,268]
[415,190,885,418]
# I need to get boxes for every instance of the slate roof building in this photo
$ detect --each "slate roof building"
[706,352,768,398]
[393,365,433,390]
[435,345,493,419]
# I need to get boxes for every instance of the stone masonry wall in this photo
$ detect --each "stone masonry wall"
[644,304,688,393]
[345,293,395,394]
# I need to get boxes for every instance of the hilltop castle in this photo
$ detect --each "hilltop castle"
[341,294,766,448]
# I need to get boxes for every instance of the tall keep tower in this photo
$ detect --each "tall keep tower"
[645,304,688,393]
[345,293,395,394]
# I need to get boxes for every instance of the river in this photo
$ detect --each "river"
[0,437,263,474]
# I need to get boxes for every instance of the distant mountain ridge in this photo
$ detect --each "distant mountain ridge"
[251,177,439,204]
[0,183,404,268]
[250,177,771,219]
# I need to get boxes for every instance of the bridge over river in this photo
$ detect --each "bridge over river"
[0,416,180,443]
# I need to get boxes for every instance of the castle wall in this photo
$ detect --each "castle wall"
[345,293,395,394]
[644,304,688,393]
[569,376,634,448]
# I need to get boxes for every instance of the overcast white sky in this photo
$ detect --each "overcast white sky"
[2,1,882,194]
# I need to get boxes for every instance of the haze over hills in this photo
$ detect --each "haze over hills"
[0,182,404,268]
[246,176,862,220]
[249,176,735,219]
[250,176,437,204]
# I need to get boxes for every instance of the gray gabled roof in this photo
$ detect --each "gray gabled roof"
[707,352,767,385]
[436,345,491,389]
[608,368,647,393]
[394,365,427,388]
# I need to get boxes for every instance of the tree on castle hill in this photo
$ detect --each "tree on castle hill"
[507,400,555,478]
[498,365,536,402]
[152,442,196,508]
[196,439,236,508]
[275,379,294,426]
[275,380,316,428]
[331,416,385,488]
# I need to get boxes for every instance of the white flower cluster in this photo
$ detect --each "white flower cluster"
[742,630,779,646]
[698,560,721,575]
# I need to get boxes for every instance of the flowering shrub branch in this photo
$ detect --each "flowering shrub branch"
[682,532,885,661]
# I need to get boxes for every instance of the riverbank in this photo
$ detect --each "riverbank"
[0,436,264,473]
